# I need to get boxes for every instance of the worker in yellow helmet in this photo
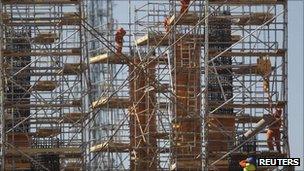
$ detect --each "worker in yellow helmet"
[239,157,256,171]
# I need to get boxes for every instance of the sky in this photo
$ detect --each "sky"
[287,1,304,170]
[112,0,304,170]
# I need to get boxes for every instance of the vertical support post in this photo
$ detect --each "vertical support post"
[282,0,289,156]
[78,0,86,169]
[172,41,202,170]
[203,1,209,170]
[129,59,157,171]
[0,1,5,169]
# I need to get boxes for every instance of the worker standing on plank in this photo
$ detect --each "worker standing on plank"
[239,157,256,171]
[266,108,282,152]
[180,0,191,14]
[115,27,126,54]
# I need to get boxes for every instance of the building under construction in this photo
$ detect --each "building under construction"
[0,0,289,170]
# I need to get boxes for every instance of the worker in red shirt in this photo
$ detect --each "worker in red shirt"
[115,27,126,54]
[180,0,191,14]
[266,108,282,153]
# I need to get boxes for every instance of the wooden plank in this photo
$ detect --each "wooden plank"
[135,33,241,46]
[209,49,285,57]
[5,20,61,26]
[33,81,58,91]
[90,52,127,64]
[170,160,202,170]
[210,64,259,75]
[92,97,130,109]
[2,12,10,23]
[234,13,275,25]
[34,128,60,138]
[90,142,130,152]
[90,53,169,65]
[135,33,170,46]
[4,13,80,26]
[168,12,275,26]
[2,48,81,57]
[208,114,263,123]
[209,101,286,109]
[5,162,31,170]
[30,118,60,124]
[6,147,81,157]
[7,133,31,148]
[168,12,199,26]
[4,18,80,27]
[4,101,82,108]
[33,33,58,44]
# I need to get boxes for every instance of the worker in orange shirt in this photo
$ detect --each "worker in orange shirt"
[115,27,126,54]
[180,0,191,14]
[266,108,282,153]
[163,17,170,32]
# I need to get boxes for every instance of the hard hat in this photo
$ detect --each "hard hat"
[246,157,256,164]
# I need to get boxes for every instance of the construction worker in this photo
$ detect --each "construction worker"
[115,27,126,54]
[163,17,170,32]
[239,157,256,171]
[266,108,282,152]
[180,0,191,14]
[256,56,272,93]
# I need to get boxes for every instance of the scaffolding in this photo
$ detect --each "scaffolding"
[0,0,88,170]
[0,0,289,170]
[85,0,288,170]
[84,0,132,170]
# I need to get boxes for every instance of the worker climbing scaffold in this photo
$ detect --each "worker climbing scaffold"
[115,27,126,54]
[163,17,170,32]
[256,56,272,93]
[266,107,282,153]
[163,0,191,32]
[256,56,282,152]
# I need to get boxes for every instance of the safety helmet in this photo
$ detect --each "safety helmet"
[246,157,256,164]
